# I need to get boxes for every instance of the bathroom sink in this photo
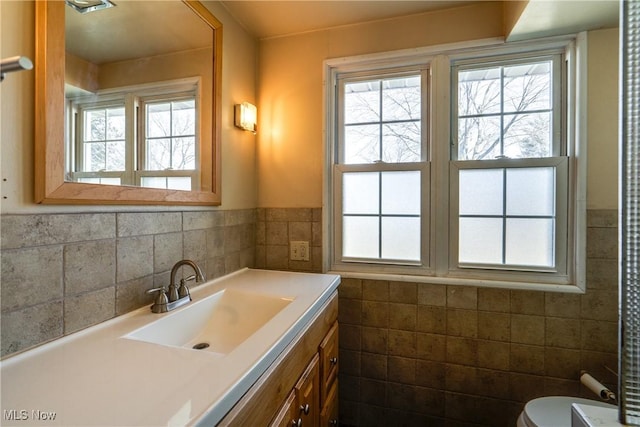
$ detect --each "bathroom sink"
[125,288,293,354]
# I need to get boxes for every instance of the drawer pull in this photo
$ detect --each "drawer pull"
[329,420,338,426]
[299,403,310,415]
[292,418,302,427]
[329,357,338,365]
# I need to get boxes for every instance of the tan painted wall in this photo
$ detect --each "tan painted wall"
[0,0,258,213]
[257,2,505,208]
[587,28,619,210]
[256,3,619,211]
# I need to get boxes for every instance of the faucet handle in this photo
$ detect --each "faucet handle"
[177,277,193,300]
[146,287,169,313]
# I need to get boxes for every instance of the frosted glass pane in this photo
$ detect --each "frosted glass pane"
[345,81,380,124]
[343,216,379,258]
[503,112,552,158]
[167,177,192,191]
[503,62,551,113]
[382,76,421,121]
[381,171,420,215]
[506,167,555,216]
[382,122,421,163]
[381,217,420,261]
[459,217,503,264]
[141,177,167,189]
[459,169,504,215]
[505,218,554,267]
[343,172,379,214]
[458,116,501,160]
[344,124,380,164]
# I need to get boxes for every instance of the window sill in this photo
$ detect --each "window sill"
[329,269,585,294]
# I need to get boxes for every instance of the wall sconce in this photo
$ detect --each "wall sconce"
[66,0,115,14]
[234,102,257,133]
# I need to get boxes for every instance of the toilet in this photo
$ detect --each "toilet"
[517,396,616,427]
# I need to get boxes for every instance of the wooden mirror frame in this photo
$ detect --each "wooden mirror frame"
[34,0,222,205]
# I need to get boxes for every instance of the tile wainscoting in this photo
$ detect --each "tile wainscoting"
[0,209,255,357]
[335,209,619,426]
[1,207,619,427]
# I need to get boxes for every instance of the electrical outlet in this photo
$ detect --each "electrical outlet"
[290,241,310,261]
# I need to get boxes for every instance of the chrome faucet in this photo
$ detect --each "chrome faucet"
[146,259,206,313]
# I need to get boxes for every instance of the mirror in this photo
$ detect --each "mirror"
[35,0,222,205]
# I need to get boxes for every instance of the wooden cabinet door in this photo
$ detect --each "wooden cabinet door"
[270,391,298,427]
[294,353,320,427]
[319,321,338,407]
[320,382,338,427]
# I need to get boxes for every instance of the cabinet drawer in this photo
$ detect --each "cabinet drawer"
[269,391,298,427]
[294,353,320,427]
[319,321,338,406]
[320,382,338,427]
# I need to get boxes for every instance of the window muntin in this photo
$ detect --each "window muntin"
[454,56,560,161]
[336,71,428,267]
[327,39,580,288]
[70,83,199,191]
[451,53,566,274]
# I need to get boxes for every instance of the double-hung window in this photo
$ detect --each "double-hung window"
[327,36,585,289]
[334,68,430,275]
[68,80,200,191]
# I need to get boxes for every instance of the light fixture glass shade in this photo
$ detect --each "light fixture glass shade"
[234,102,257,133]
[66,0,115,14]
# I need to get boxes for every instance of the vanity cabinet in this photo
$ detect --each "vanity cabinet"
[218,292,338,427]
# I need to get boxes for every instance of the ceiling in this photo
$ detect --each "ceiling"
[218,0,477,39]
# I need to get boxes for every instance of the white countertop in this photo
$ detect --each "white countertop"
[0,268,340,427]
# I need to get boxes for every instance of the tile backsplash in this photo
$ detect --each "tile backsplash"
[335,209,619,426]
[0,209,255,357]
[0,207,620,427]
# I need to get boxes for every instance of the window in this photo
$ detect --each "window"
[336,72,429,270]
[326,37,585,289]
[68,80,199,191]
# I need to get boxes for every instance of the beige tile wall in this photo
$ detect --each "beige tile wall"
[335,209,619,426]
[0,209,256,357]
[255,208,323,273]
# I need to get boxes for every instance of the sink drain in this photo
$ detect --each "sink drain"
[192,342,210,350]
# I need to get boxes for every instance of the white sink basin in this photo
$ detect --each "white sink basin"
[125,288,293,354]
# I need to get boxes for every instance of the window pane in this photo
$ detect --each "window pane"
[343,172,379,214]
[345,81,380,124]
[78,177,121,185]
[105,141,125,171]
[84,110,106,141]
[172,100,195,136]
[106,107,125,140]
[503,112,552,158]
[147,138,171,170]
[167,177,192,191]
[381,171,420,215]
[141,177,168,189]
[344,124,380,164]
[382,76,421,121]
[503,61,551,113]
[458,68,501,116]
[505,218,554,267]
[506,167,555,216]
[84,142,105,172]
[343,216,379,258]
[382,122,421,162]
[172,137,196,169]
[459,169,504,215]
[458,116,501,160]
[459,217,503,264]
[382,217,420,261]
[147,103,171,138]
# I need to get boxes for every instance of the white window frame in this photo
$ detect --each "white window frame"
[66,78,201,190]
[323,35,587,292]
